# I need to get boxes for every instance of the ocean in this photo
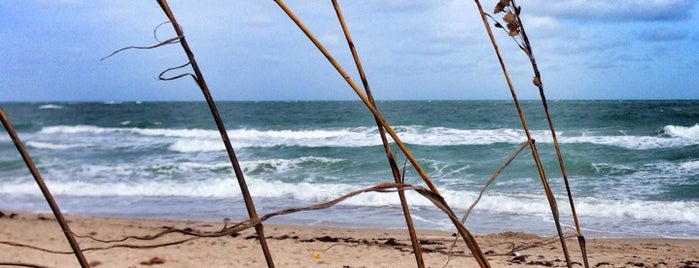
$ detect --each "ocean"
[0,100,697,238]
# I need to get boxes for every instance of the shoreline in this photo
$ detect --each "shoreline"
[1,210,698,267]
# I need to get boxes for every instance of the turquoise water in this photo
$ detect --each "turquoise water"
[0,100,697,238]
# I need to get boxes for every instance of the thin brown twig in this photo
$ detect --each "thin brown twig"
[0,240,73,255]
[0,262,50,268]
[100,36,182,62]
[2,183,489,267]
[312,243,361,253]
[72,220,246,244]
[157,62,195,81]
[442,140,531,267]
[461,141,531,223]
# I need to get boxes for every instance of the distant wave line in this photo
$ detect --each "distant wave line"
[28,124,699,151]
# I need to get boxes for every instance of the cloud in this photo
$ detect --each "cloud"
[527,0,695,22]
[30,0,79,4]
[360,0,446,13]
[390,33,467,56]
[549,37,630,55]
[635,28,689,41]
[518,15,567,39]
[244,15,276,28]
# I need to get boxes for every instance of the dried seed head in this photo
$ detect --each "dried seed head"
[494,3,505,13]
[509,29,519,36]
[500,0,511,5]
[507,22,518,31]
[503,12,516,23]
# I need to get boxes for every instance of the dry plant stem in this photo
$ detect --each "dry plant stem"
[5,183,491,267]
[155,1,275,267]
[512,0,582,235]
[0,107,90,268]
[471,0,571,267]
[0,262,49,268]
[461,140,530,222]
[410,187,491,268]
[331,1,425,267]
[509,0,588,266]
[443,141,529,267]
[272,0,439,195]
[99,36,181,62]
[273,1,487,264]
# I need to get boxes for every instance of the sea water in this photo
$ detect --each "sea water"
[0,100,697,238]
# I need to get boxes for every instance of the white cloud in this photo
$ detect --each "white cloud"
[360,0,446,12]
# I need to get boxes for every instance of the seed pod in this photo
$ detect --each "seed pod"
[494,3,505,13]
[533,76,542,87]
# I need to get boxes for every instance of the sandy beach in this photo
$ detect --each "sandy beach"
[1,210,697,267]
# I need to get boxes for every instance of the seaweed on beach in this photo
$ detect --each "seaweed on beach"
[0,0,589,267]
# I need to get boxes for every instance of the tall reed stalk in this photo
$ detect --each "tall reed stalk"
[471,0,573,266]
[270,0,440,195]
[492,0,589,266]
[331,1,425,266]
[155,1,276,266]
[23,1,589,267]
[272,0,491,266]
[0,107,90,268]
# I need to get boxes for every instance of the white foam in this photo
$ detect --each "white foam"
[241,156,344,174]
[664,124,699,139]
[169,140,225,153]
[574,198,699,224]
[3,176,696,225]
[562,134,697,150]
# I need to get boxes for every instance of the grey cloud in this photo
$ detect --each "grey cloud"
[526,0,694,22]
[691,32,699,41]
[635,28,688,41]
[553,38,630,55]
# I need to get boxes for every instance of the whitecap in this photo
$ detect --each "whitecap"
[38,104,63,110]
[664,124,699,139]
[25,141,83,150]
[679,160,699,171]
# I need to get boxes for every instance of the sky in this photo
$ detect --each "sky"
[1,0,698,101]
